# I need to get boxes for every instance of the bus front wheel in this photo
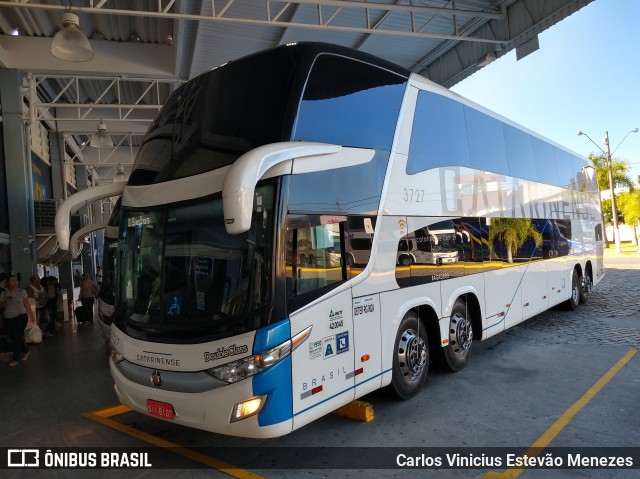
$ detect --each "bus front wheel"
[434,298,473,372]
[390,311,429,399]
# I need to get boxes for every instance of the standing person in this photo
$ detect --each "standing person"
[79,272,99,325]
[0,272,7,294]
[96,266,103,289]
[0,272,8,334]
[0,275,37,367]
[26,275,52,337]
[46,276,60,333]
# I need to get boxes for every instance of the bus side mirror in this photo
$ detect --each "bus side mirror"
[222,142,341,235]
[222,142,374,234]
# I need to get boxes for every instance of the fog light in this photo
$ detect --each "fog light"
[110,347,124,364]
[230,396,266,423]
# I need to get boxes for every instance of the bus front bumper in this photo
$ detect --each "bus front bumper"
[109,357,293,439]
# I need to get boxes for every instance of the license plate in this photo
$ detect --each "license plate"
[146,399,175,420]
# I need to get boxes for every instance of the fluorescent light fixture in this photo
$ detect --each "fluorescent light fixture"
[89,121,114,148]
[51,12,94,62]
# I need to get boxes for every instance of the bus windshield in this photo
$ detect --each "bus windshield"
[116,182,276,339]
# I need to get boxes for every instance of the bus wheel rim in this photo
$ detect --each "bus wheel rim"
[398,329,427,381]
[451,312,472,352]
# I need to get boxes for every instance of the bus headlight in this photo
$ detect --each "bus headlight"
[208,325,312,384]
[110,347,125,364]
[208,340,291,383]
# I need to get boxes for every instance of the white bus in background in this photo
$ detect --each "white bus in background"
[397,229,461,266]
[96,199,121,343]
[346,230,374,267]
[55,43,601,438]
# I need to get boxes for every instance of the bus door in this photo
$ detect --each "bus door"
[286,215,356,429]
[594,222,604,283]
[545,219,571,306]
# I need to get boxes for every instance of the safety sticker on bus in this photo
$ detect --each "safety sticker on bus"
[308,339,322,360]
[323,335,336,359]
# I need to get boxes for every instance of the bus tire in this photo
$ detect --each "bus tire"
[434,298,473,372]
[399,255,411,267]
[390,311,429,400]
[564,269,580,311]
[579,275,590,304]
[346,254,354,266]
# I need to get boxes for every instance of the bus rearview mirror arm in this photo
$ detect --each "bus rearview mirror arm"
[222,142,341,235]
[55,182,125,251]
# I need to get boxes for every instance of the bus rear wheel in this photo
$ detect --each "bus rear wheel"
[564,269,580,311]
[579,274,590,304]
[390,311,428,399]
[434,298,473,372]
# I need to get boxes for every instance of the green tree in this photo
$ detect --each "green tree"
[488,218,543,263]
[589,153,634,247]
[601,198,613,224]
[588,154,634,191]
[617,191,640,245]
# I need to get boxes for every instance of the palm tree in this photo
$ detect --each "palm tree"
[589,153,633,247]
[589,154,634,191]
[488,218,543,263]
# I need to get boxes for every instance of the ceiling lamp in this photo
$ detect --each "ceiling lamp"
[89,121,114,148]
[51,12,94,62]
[112,165,128,183]
[477,51,496,68]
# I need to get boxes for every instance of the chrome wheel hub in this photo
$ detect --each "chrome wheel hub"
[450,312,472,353]
[397,329,427,381]
[572,278,579,303]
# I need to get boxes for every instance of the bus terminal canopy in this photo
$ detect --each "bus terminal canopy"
[0,0,592,182]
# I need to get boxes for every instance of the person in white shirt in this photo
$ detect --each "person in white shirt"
[26,275,52,337]
[1,275,38,366]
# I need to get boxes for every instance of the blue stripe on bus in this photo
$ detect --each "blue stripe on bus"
[483,316,504,332]
[254,355,293,426]
[253,318,291,354]
[293,369,392,417]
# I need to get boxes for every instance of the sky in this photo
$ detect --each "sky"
[450,0,640,184]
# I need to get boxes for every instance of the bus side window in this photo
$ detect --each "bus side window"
[344,216,375,279]
[595,223,603,242]
[286,215,348,302]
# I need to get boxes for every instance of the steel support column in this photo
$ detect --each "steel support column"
[0,68,36,283]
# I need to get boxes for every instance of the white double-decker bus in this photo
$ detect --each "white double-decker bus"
[68,43,602,438]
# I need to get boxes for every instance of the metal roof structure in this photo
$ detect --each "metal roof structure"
[0,0,593,182]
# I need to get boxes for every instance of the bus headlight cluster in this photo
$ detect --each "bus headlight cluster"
[208,340,291,383]
[208,325,312,384]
